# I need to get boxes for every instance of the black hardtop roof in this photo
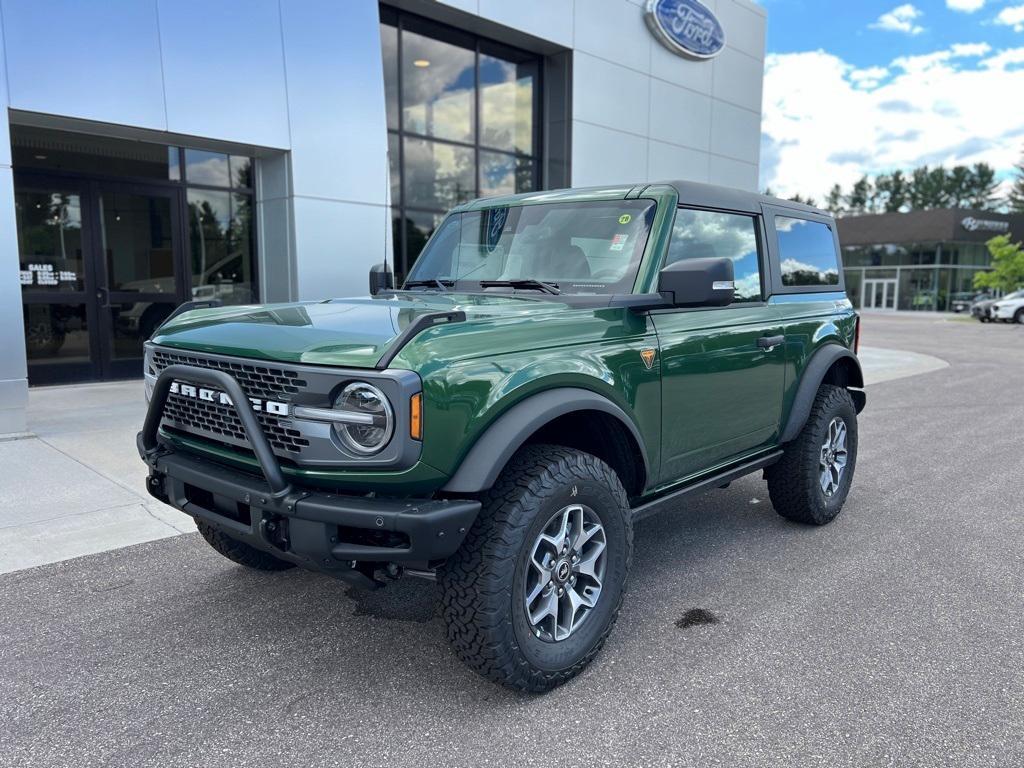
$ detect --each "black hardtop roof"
[452,180,830,219]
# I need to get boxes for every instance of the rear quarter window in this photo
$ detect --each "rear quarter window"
[775,216,840,287]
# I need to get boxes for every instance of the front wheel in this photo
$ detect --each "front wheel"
[440,445,632,692]
[1014,309,1024,325]
[767,385,858,525]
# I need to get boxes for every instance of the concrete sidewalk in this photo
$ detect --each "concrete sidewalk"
[0,344,947,575]
[0,381,190,575]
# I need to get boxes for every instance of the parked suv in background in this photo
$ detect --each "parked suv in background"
[138,182,865,692]
[992,291,1024,323]
[972,290,1021,322]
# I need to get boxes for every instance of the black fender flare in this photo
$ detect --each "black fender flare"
[441,387,650,494]
[780,344,866,443]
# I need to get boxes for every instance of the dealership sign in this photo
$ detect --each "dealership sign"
[961,217,1009,234]
[644,0,725,60]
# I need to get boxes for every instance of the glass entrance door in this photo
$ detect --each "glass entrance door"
[863,279,897,310]
[17,173,187,384]
[93,183,184,379]
[16,178,97,384]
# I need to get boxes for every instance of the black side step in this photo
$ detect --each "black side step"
[631,450,783,523]
[375,311,466,370]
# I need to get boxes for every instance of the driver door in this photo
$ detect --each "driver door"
[652,207,786,483]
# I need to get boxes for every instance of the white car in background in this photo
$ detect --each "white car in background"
[992,293,1024,324]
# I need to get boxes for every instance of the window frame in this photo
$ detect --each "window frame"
[763,205,846,295]
[657,204,770,309]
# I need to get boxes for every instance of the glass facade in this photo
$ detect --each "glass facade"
[12,126,255,383]
[380,7,541,281]
[843,242,992,312]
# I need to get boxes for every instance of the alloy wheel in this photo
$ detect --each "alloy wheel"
[819,417,849,497]
[524,504,607,642]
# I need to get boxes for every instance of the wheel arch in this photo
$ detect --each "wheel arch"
[441,388,650,497]
[780,344,866,444]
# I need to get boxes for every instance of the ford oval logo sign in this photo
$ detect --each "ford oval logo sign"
[645,0,725,60]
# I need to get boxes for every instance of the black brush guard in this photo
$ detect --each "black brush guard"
[138,365,479,580]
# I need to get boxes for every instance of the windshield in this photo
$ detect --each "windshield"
[404,199,657,294]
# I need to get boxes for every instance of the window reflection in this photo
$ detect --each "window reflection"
[16,191,85,293]
[668,209,762,301]
[185,149,230,187]
[404,138,475,210]
[479,53,535,154]
[401,30,475,143]
[381,23,399,130]
[187,190,254,305]
[480,152,533,198]
[776,217,840,286]
[23,303,90,363]
[101,192,175,291]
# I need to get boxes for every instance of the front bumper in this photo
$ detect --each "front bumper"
[138,363,479,573]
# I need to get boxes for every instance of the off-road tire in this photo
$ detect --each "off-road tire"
[767,384,858,526]
[440,445,632,692]
[196,521,295,571]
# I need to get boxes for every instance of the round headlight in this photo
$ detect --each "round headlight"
[333,382,394,455]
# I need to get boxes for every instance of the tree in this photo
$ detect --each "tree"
[973,235,1024,294]
[874,170,910,213]
[967,163,999,210]
[825,184,845,216]
[787,193,818,207]
[847,176,873,214]
[1009,151,1024,214]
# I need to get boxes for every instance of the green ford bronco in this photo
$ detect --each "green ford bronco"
[139,181,865,692]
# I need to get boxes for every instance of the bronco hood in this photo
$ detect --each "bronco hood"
[150,293,570,368]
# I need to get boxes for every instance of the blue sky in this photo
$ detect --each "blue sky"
[757,0,1024,201]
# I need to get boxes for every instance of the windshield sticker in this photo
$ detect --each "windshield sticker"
[618,214,632,225]
[485,207,509,253]
[610,233,629,252]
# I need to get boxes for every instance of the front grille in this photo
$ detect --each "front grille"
[151,349,312,457]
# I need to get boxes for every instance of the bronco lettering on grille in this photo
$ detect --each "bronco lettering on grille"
[169,381,290,416]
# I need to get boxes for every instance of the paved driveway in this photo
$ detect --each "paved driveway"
[2,313,1022,767]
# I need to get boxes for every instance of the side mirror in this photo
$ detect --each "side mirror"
[369,262,394,295]
[657,257,735,308]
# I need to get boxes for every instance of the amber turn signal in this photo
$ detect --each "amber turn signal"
[410,393,422,440]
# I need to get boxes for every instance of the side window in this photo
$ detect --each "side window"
[775,216,840,287]
[666,208,762,302]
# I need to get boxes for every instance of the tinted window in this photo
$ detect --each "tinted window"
[666,209,762,301]
[776,217,840,287]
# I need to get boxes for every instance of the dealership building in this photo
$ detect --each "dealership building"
[837,209,1023,312]
[0,0,766,434]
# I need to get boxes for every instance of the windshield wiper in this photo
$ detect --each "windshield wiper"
[402,279,453,292]
[478,279,561,295]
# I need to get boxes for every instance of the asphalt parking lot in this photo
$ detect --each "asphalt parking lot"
[2,313,1022,768]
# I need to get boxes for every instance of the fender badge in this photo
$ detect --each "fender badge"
[640,348,656,370]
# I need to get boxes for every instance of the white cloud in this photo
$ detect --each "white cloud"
[995,5,1024,32]
[870,4,925,35]
[946,0,985,12]
[850,66,890,89]
[759,44,1024,201]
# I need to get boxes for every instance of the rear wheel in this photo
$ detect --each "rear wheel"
[196,521,295,571]
[440,445,632,692]
[767,385,858,525]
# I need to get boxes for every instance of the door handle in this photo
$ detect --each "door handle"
[757,335,785,352]
[95,287,109,308]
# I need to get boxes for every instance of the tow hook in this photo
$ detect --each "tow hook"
[146,472,168,503]
[260,515,290,551]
